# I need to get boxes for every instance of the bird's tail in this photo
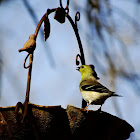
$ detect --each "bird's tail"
[112,92,122,97]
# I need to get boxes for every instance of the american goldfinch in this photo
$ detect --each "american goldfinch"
[18,34,36,54]
[77,64,121,111]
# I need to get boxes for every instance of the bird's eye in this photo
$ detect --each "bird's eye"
[81,66,84,68]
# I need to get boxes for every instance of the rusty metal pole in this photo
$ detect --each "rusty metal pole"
[22,53,33,118]
[66,14,87,108]
[66,14,85,65]
[25,54,33,103]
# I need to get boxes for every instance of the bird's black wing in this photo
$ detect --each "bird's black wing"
[81,84,113,93]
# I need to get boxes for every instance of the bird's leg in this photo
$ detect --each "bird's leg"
[84,103,91,111]
[97,105,102,112]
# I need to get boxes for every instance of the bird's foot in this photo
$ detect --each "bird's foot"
[81,108,89,113]
[81,105,89,113]
[97,105,102,112]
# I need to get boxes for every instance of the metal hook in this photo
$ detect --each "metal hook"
[66,13,85,66]
[76,54,82,66]
[75,12,80,25]
[24,53,32,69]
[60,0,69,9]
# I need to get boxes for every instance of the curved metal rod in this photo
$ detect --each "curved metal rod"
[75,12,80,25]
[60,0,62,7]
[25,53,33,103]
[66,14,86,66]
[24,53,31,69]
[66,13,87,108]
[76,54,82,66]
[66,0,69,9]
[60,0,69,9]
[34,8,56,38]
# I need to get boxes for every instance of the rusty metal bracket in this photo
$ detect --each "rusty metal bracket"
[17,0,87,120]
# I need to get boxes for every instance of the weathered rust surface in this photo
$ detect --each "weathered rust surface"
[0,104,134,139]
[66,105,134,139]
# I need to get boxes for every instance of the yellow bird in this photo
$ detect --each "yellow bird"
[77,64,121,111]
